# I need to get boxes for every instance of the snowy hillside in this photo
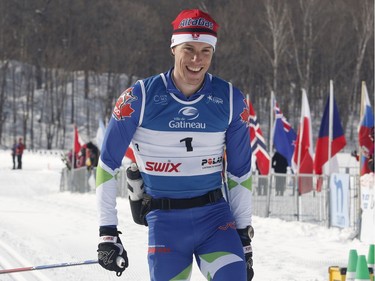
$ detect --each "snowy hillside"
[0,150,371,281]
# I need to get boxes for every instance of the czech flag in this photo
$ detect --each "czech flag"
[314,84,346,190]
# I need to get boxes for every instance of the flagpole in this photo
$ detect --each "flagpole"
[296,89,307,221]
[270,91,275,157]
[357,81,366,236]
[296,90,306,185]
[270,91,275,187]
[327,80,334,227]
[328,80,334,174]
[359,82,366,175]
[71,124,76,191]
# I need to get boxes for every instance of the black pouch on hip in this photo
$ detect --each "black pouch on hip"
[127,163,149,226]
[129,194,152,226]
[129,198,146,225]
[138,194,152,226]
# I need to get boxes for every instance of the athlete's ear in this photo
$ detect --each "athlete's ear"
[170,47,175,56]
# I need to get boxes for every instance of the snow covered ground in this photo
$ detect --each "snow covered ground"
[0,150,372,281]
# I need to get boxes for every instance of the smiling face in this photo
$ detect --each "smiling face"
[171,42,214,97]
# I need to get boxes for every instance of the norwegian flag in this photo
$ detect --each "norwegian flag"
[273,99,297,167]
[248,98,270,175]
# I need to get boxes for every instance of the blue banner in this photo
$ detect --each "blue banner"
[330,173,350,228]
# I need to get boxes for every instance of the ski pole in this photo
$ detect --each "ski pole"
[0,259,98,274]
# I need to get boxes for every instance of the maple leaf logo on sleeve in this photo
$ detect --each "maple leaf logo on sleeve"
[113,87,138,120]
[240,98,250,127]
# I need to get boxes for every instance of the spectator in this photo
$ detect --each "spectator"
[16,137,25,169]
[11,139,17,169]
[272,152,288,196]
[76,146,87,168]
[352,126,375,174]
[351,149,360,161]
[16,138,26,169]
[85,141,99,169]
[368,127,374,172]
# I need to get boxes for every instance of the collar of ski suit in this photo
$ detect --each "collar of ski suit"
[164,68,213,101]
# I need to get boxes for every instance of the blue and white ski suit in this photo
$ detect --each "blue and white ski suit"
[96,69,252,280]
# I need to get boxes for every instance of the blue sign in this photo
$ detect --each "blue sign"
[330,173,350,228]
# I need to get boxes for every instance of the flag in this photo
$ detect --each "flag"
[314,88,346,176]
[358,82,374,175]
[71,125,83,170]
[292,90,314,194]
[273,99,297,167]
[314,82,347,190]
[73,125,82,155]
[95,119,106,150]
[248,99,270,175]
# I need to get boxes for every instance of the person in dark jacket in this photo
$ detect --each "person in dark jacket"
[11,139,17,169]
[367,127,374,172]
[272,152,288,196]
[85,141,99,169]
[16,138,25,169]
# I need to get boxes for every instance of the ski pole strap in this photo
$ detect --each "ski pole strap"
[150,188,223,210]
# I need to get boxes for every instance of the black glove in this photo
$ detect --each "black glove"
[97,226,129,277]
[237,226,254,281]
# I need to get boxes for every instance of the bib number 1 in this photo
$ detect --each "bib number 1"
[180,137,193,152]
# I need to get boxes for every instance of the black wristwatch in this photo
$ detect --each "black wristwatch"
[246,225,254,239]
[237,225,254,240]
